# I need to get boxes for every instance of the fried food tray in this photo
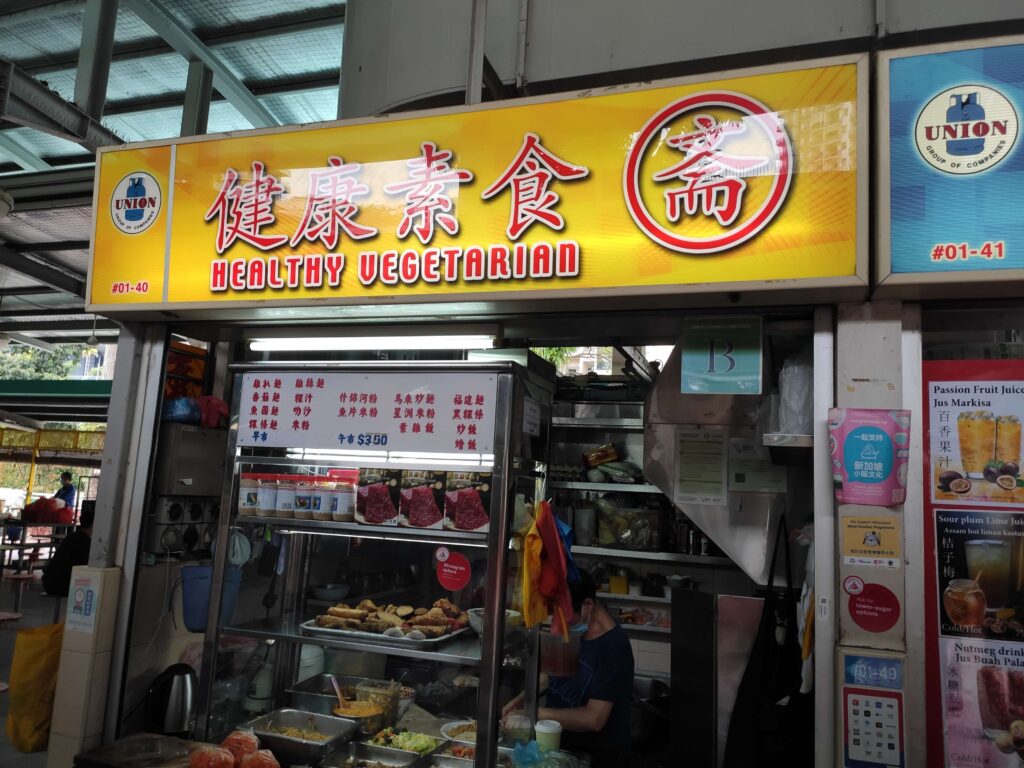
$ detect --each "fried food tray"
[299,620,469,649]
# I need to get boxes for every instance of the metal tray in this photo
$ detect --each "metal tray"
[243,708,357,764]
[300,620,470,649]
[430,747,515,767]
[285,673,376,716]
[320,741,423,767]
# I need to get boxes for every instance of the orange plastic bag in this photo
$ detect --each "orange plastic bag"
[6,623,62,752]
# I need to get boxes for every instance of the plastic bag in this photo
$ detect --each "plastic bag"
[162,397,201,424]
[6,623,63,752]
[197,396,228,428]
[778,349,813,435]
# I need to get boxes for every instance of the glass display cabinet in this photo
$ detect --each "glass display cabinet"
[195,361,553,768]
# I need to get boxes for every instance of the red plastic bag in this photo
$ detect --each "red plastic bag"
[22,498,61,524]
[198,396,228,428]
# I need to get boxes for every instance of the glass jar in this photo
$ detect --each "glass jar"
[942,578,986,627]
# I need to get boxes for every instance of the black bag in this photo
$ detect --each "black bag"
[723,518,813,768]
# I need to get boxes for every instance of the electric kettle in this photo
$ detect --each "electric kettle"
[144,664,196,738]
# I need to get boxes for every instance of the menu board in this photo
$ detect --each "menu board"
[925,360,1024,767]
[237,371,498,454]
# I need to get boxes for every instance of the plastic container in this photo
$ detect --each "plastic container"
[294,481,315,519]
[313,483,336,521]
[608,574,628,594]
[180,564,242,633]
[534,720,562,752]
[539,628,583,677]
[238,475,259,516]
[276,479,297,518]
[574,505,596,547]
[257,476,278,516]
[356,679,400,726]
[503,714,532,745]
[333,481,356,522]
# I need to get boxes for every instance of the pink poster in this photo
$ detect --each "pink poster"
[829,408,911,507]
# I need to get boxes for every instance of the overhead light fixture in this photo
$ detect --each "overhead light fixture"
[86,317,99,346]
[249,333,497,353]
[251,325,499,356]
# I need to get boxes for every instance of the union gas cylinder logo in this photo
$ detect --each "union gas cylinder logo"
[623,91,793,254]
[110,172,161,234]
[914,85,1019,175]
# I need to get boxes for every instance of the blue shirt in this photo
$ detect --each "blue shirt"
[55,483,76,509]
[547,622,634,753]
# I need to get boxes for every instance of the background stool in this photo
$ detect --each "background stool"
[5,573,36,612]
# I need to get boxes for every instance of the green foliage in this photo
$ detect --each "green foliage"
[0,462,91,497]
[531,347,578,368]
[0,344,83,381]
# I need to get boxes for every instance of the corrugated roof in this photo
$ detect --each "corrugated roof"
[0,0,345,313]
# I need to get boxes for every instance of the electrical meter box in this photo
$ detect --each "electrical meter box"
[151,423,227,497]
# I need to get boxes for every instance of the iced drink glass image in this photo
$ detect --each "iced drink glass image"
[958,410,997,479]
[997,414,1022,466]
[965,539,1012,611]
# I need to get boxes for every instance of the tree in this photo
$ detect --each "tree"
[0,344,82,380]
[531,347,578,370]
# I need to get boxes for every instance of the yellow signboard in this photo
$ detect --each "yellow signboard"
[88,57,865,311]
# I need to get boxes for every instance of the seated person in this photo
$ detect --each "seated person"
[42,500,94,598]
[504,570,635,766]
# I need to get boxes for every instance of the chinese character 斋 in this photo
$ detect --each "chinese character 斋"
[481,133,589,239]
[205,161,288,253]
[652,115,769,227]
[290,157,377,249]
[384,142,473,244]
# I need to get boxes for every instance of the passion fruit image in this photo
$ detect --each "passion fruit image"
[1001,462,1020,477]
[938,471,964,492]
[997,475,1018,491]
[984,466,1002,483]
[950,478,972,494]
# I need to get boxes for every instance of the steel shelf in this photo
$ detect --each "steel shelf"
[551,417,644,430]
[236,515,488,544]
[221,618,485,666]
[596,591,671,605]
[571,545,734,567]
[549,481,661,493]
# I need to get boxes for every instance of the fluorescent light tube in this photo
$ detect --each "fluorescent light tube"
[249,334,496,352]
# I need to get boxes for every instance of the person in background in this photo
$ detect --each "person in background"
[53,471,76,509]
[503,570,635,766]
[42,500,94,597]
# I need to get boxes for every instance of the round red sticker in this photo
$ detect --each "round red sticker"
[436,549,471,592]
[848,582,901,633]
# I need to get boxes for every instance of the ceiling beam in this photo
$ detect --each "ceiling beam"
[74,0,118,120]
[0,132,50,171]
[0,307,85,317]
[126,0,279,128]
[20,5,345,76]
[0,244,85,297]
[0,320,117,332]
[6,240,90,252]
[0,59,122,151]
[0,165,95,210]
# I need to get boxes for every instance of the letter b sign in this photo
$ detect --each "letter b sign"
[681,316,762,395]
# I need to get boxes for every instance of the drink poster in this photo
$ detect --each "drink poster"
[925,360,1024,767]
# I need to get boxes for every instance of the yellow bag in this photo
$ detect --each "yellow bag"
[6,623,63,752]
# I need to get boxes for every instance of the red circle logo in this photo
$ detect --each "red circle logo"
[623,91,793,254]
[843,575,865,596]
[848,583,901,634]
